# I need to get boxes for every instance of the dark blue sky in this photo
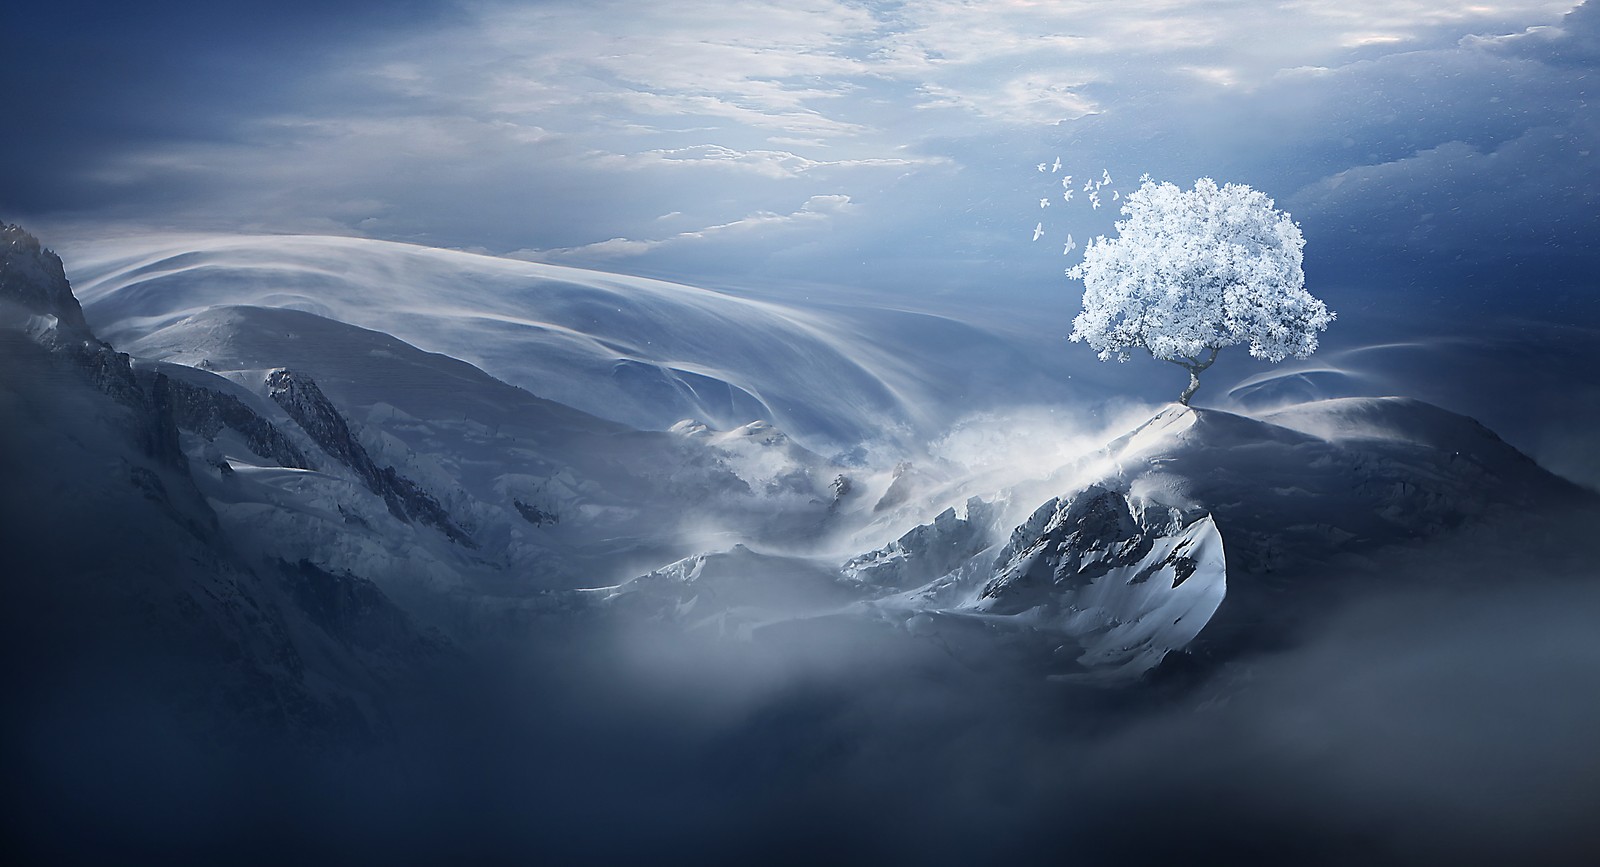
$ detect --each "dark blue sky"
[5,0,1597,480]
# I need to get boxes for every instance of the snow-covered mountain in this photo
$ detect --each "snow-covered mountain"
[62,232,1058,453]
[8,219,1596,721]
[95,301,884,609]
[1,224,445,744]
[585,397,1594,679]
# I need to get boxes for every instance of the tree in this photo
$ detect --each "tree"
[1067,177,1334,406]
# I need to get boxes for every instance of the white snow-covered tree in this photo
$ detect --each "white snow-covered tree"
[1067,177,1334,405]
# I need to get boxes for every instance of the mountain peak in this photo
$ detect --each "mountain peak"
[0,222,90,336]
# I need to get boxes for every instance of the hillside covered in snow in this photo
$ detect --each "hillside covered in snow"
[5,223,1599,863]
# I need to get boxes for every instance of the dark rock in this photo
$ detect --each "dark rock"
[0,222,90,335]
[163,375,314,470]
[513,499,558,526]
[843,497,997,589]
[266,368,475,547]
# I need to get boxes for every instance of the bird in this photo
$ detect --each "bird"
[1052,157,1062,172]
[1112,190,1120,201]
[1089,192,1101,210]
[1040,198,1050,208]
[1101,169,1112,185]
[1032,222,1044,241]
[1062,175,1073,188]
[1083,180,1095,192]
[1037,162,1048,172]
[1063,233,1076,255]
[1063,189,1074,202]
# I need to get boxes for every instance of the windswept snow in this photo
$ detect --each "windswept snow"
[63,233,1048,452]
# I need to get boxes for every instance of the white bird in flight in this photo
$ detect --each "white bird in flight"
[1037,162,1048,172]
[1052,157,1062,172]
[1101,169,1112,186]
[1089,192,1102,210]
[1062,189,1074,202]
[1112,190,1120,201]
[1063,233,1076,255]
[1032,222,1044,241]
[1040,197,1051,208]
[1062,175,1073,188]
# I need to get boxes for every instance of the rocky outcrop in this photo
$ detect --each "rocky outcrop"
[266,367,475,547]
[2,224,190,468]
[513,499,558,526]
[0,222,90,335]
[842,497,997,590]
[2,222,450,753]
[163,375,313,470]
[968,486,1226,677]
[979,487,1161,612]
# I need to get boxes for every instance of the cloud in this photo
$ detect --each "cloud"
[1267,3,1600,297]
[590,145,928,179]
[1479,0,1600,63]
[18,498,1600,862]
[529,194,858,261]
[6,0,1595,312]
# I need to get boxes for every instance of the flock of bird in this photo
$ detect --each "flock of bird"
[1032,159,1118,259]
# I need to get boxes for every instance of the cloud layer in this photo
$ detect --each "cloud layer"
[6,1,1590,300]
[5,2,1597,487]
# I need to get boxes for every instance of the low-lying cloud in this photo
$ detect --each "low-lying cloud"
[11,501,1599,864]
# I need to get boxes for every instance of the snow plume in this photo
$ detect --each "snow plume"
[1217,329,1600,492]
[930,399,1161,468]
[924,399,1164,516]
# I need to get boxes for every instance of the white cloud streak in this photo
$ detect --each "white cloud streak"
[529,194,859,260]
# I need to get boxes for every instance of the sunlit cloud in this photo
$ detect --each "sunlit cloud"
[590,145,929,179]
[529,194,858,260]
[5,0,1590,301]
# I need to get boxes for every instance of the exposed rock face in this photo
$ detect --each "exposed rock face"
[513,499,558,526]
[1,224,192,468]
[266,367,475,547]
[972,487,1226,677]
[0,222,90,335]
[980,487,1158,612]
[842,497,997,590]
[163,375,313,470]
[1,222,448,751]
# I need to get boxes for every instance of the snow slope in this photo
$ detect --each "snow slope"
[117,303,876,602]
[20,224,1597,684]
[589,397,1595,679]
[1,227,444,746]
[63,233,1052,452]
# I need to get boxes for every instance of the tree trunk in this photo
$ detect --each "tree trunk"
[1170,347,1220,407]
[1178,368,1202,406]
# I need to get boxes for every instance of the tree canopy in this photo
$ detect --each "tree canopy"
[1067,177,1335,404]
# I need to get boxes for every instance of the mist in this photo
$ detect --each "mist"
[4,1,1599,862]
[6,489,1597,866]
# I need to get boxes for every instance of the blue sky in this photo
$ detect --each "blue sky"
[5,0,1598,478]
[5,0,1591,294]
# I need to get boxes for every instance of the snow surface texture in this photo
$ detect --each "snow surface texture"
[64,233,1055,453]
[0,229,444,743]
[588,396,1591,679]
[113,305,876,615]
[14,225,1594,686]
